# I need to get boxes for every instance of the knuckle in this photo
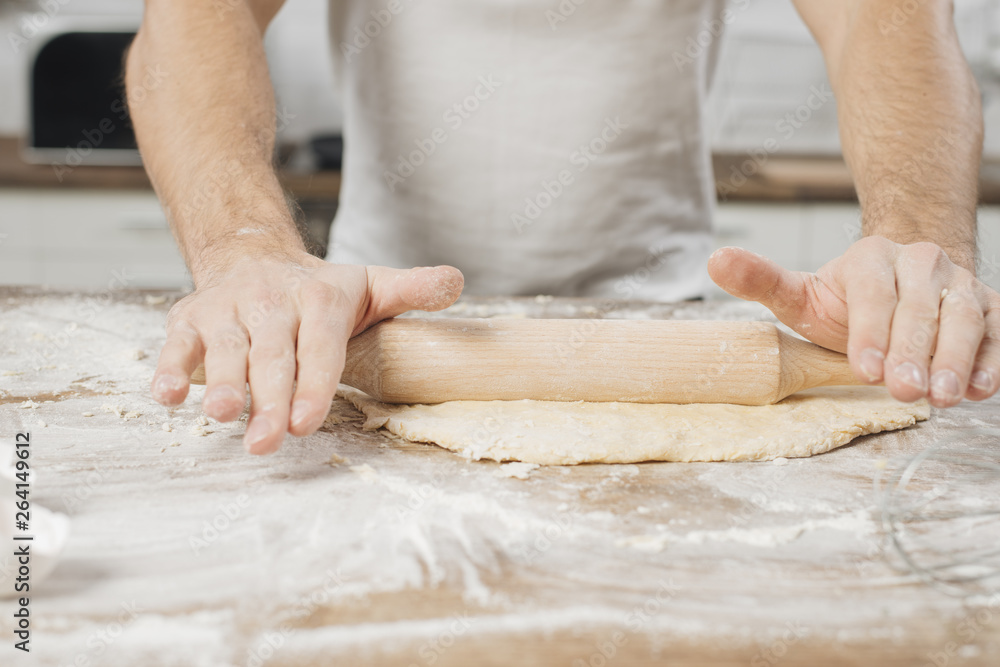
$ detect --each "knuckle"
[301,281,345,311]
[900,301,941,326]
[165,316,199,340]
[942,292,985,325]
[249,343,294,363]
[206,325,250,355]
[242,290,291,331]
[249,346,297,386]
[903,242,949,272]
[249,285,288,311]
[852,235,893,254]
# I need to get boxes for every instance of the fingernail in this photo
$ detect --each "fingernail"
[290,400,311,429]
[930,370,962,403]
[205,385,242,408]
[894,362,927,391]
[244,416,272,452]
[971,369,996,392]
[859,348,885,382]
[153,374,183,398]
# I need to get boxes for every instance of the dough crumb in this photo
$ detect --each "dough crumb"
[328,453,349,466]
[534,295,554,303]
[636,506,651,515]
[190,426,212,437]
[170,442,181,447]
[772,457,789,466]
[20,400,39,409]
[125,348,147,361]
[615,534,667,553]
[124,411,142,420]
[37,420,47,428]
[144,295,168,306]
[496,462,540,479]
[101,403,125,418]
[162,422,173,432]
[196,415,210,426]
[81,412,94,418]
[349,464,378,482]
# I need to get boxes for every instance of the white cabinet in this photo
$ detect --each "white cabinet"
[2,191,999,295]
[0,189,191,289]
[712,202,1000,296]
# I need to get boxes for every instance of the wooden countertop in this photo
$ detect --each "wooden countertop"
[1,289,999,666]
[6,134,1000,204]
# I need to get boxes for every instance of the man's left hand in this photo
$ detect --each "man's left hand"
[709,237,1000,408]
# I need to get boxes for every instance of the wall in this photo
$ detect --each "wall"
[1,0,999,154]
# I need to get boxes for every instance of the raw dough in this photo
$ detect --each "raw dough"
[338,386,930,465]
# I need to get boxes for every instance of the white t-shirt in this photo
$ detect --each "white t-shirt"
[326,0,725,300]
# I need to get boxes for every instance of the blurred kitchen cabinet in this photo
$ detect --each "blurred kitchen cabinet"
[4,192,999,295]
[802,203,859,271]
[713,202,1000,296]
[713,202,808,270]
[0,189,190,289]
[974,207,1000,291]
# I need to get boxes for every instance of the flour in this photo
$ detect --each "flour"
[616,510,876,552]
[0,443,70,599]
[1,291,993,664]
[496,462,540,479]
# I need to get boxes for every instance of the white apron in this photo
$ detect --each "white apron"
[326,0,726,300]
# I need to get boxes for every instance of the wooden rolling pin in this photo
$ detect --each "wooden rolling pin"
[189,318,865,405]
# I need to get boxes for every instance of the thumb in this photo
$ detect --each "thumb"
[361,265,465,328]
[708,247,808,324]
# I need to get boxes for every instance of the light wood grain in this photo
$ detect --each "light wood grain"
[192,318,865,405]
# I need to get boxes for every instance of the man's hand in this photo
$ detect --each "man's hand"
[708,239,1000,408]
[151,252,463,455]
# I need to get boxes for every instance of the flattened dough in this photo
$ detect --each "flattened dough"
[338,386,930,465]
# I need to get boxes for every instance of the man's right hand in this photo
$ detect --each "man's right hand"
[150,252,463,455]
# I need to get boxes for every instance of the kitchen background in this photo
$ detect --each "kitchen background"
[0,0,999,294]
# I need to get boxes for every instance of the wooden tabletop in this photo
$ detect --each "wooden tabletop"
[1,289,998,666]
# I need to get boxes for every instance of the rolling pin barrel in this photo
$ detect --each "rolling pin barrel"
[339,318,863,405]
[190,318,863,405]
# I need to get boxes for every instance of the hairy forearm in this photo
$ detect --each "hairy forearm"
[832,0,981,272]
[126,0,303,285]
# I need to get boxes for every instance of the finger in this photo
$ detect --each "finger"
[707,246,813,326]
[965,296,1000,401]
[152,318,203,406]
[926,287,986,407]
[843,251,897,384]
[708,247,798,303]
[289,285,354,436]
[201,324,250,422]
[358,265,464,332]
[884,248,950,402]
[243,314,299,456]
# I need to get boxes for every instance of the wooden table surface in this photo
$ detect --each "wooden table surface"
[1,289,999,667]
